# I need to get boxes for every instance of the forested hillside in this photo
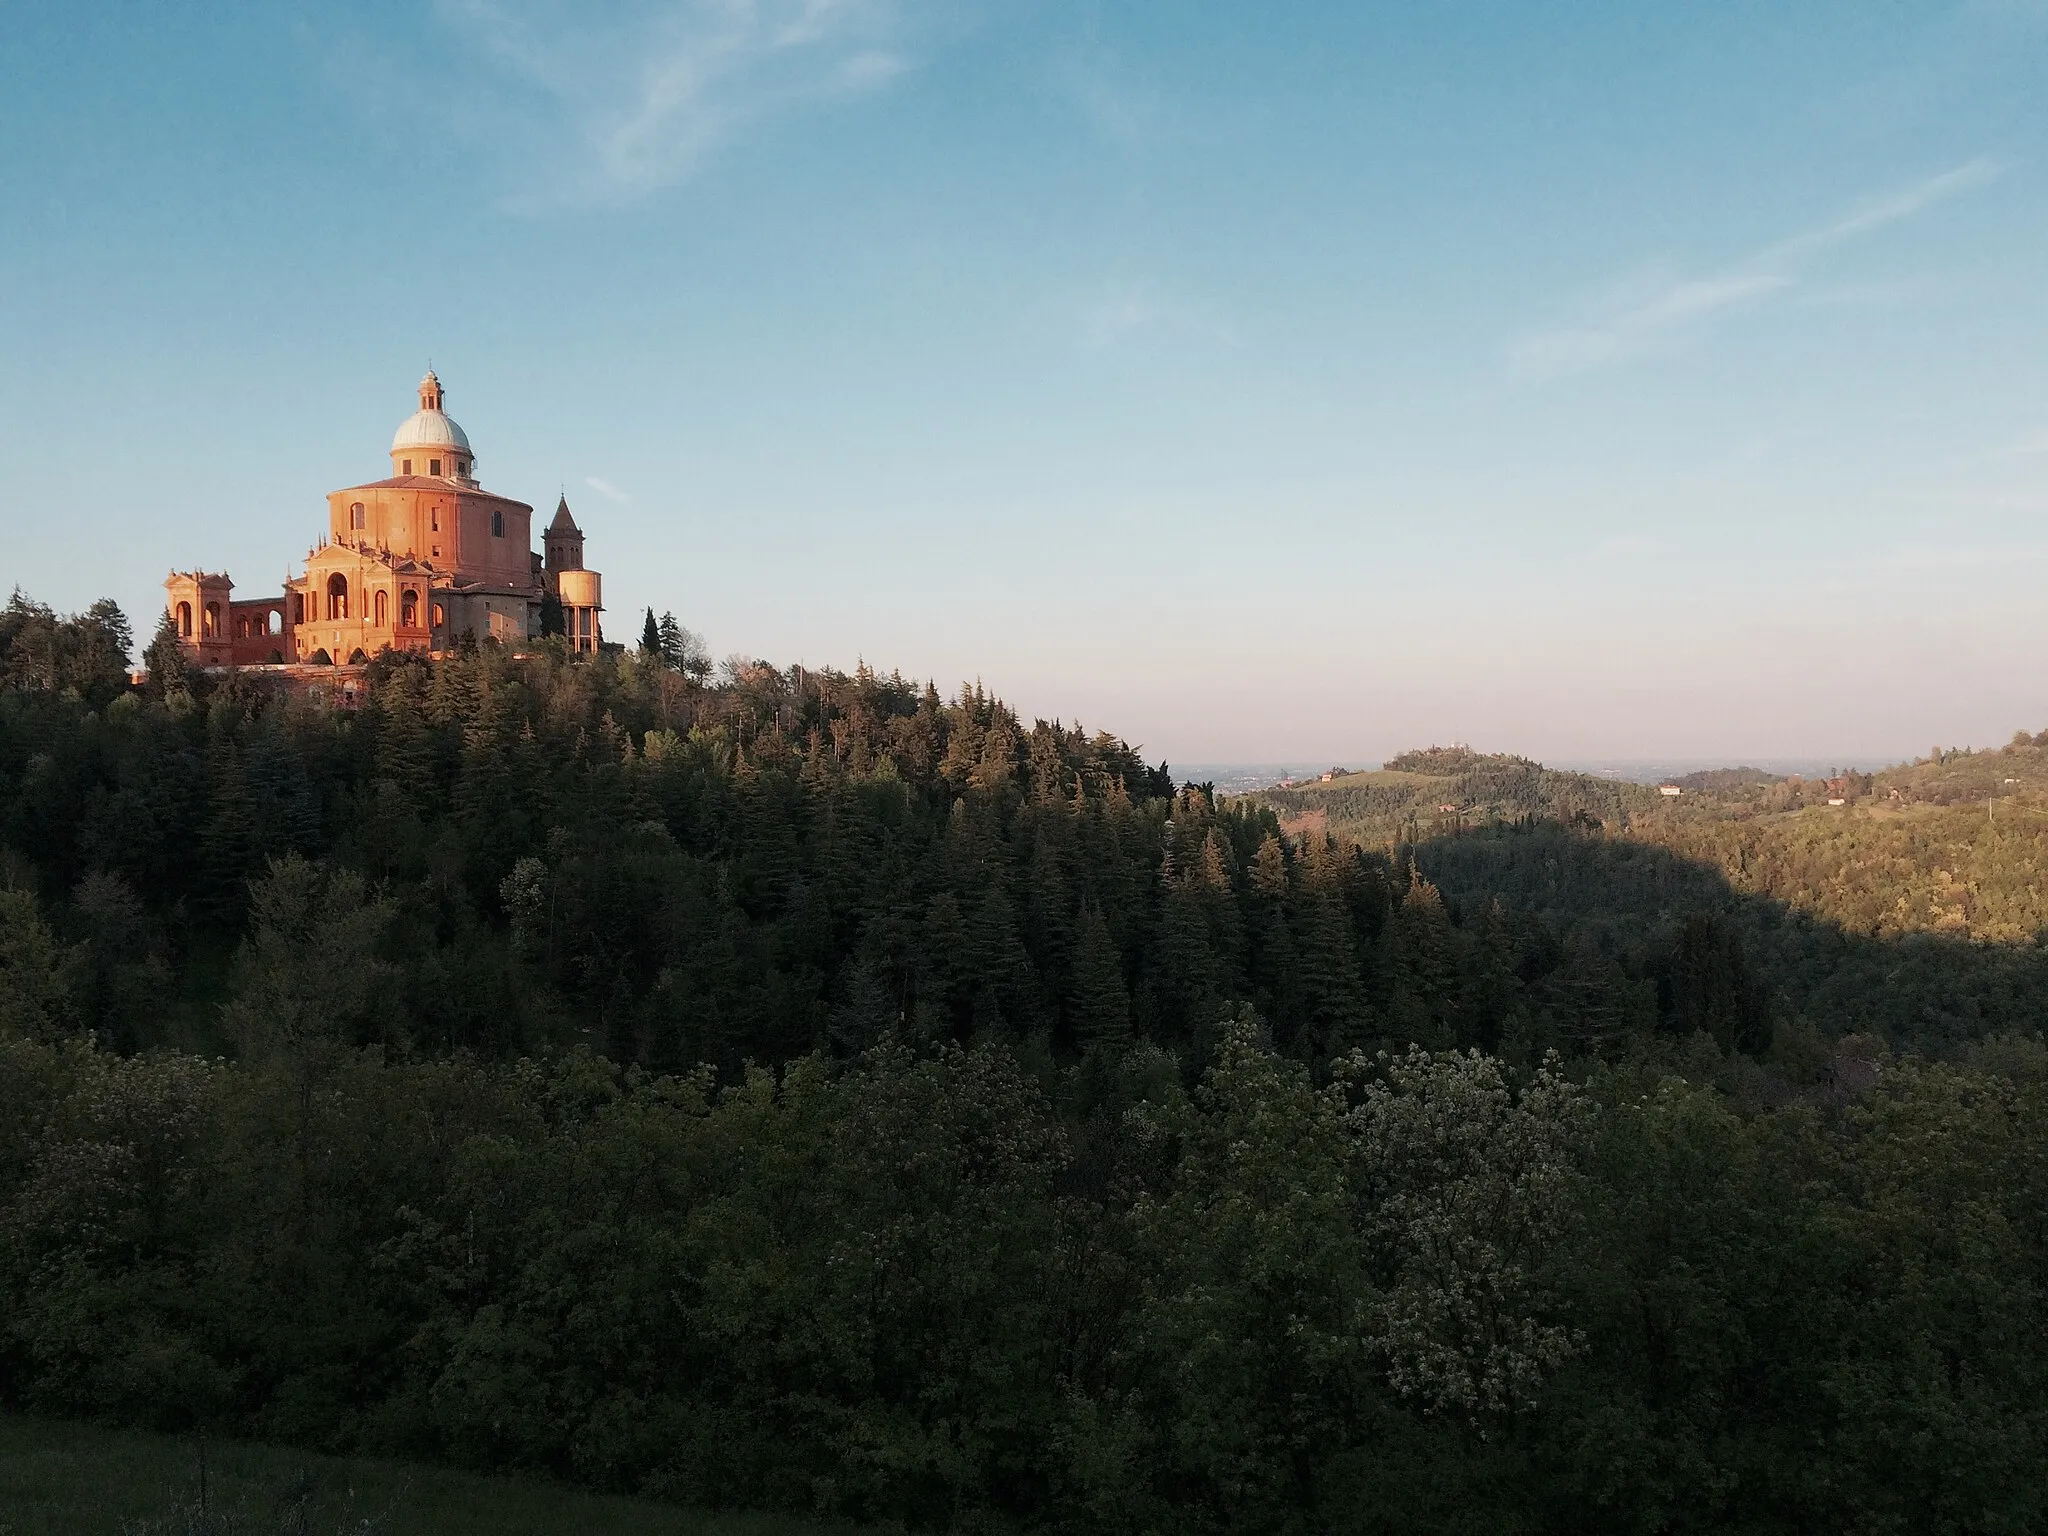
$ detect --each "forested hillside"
[1247,735,2048,1049]
[1255,748,1663,844]
[1,592,2045,1535]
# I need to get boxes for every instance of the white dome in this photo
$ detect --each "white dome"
[391,410,473,455]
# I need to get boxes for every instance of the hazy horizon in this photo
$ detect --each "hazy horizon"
[5,2,2044,764]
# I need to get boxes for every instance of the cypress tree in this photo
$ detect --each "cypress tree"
[641,607,661,658]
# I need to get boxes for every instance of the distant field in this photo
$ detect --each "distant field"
[0,1415,875,1536]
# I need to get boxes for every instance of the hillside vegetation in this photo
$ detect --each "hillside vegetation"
[1,593,2046,1534]
[1251,733,2048,946]
[1255,747,1662,844]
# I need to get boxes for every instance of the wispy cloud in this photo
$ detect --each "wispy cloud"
[2009,426,2048,456]
[418,0,917,204]
[584,475,632,503]
[1510,160,2001,382]
[1082,282,1236,349]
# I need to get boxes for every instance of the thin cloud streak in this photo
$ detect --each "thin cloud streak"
[1511,160,2001,381]
[584,475,632,503]
[430,0,915,204]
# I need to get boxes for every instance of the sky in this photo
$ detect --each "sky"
[2,1,2045,768]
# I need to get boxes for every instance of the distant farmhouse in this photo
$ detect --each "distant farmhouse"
[164,373,604,666]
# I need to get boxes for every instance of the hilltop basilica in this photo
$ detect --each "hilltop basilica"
[164,373,604,666]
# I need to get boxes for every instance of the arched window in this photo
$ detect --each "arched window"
[400,590,418,629]
[374,590,388,626]
[203,602,221,638]
[491,510,504,537]
[351,501,365,531]
[268,609,283,636]
[326,573,349,621]
[432,603,445,627]
[177,602,192,637]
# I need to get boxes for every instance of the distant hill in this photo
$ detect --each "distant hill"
[1260,731,2048,959]
[1381,745,1528,776]
[1242,746,1663,843]
[1671,766,1782,792]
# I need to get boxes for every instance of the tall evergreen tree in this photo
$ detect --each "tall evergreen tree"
[1068,901,1131,1056]
[141,609,188,697]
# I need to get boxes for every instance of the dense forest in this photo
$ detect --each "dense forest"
[2,591,2045,1534]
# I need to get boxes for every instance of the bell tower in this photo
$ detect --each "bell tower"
[544,497,603,653]
[544,495,585,573]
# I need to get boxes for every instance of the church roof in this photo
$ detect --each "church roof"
[547,496,582,534]
[339,477,528,506]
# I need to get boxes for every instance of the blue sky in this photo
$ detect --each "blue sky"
[3,1,2045,765]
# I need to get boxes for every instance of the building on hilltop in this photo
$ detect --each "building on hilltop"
[163,371,603,666]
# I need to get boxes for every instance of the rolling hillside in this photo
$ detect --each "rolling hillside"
[1244,746,1664,844]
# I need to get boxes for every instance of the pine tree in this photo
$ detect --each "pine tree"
[1667,912,1772,1055]
[197,744,259,924]
[1069,901,1132,1056]
[831,947,899,1055]
[142,610,188,697]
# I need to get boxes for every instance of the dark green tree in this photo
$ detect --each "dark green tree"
[140,609,188,697]
[1069,901,1131,1056]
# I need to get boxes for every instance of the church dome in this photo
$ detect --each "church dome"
[391,409,472,455]
[387,371,476,481]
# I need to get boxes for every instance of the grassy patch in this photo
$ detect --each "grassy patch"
[0,1415,876,1536]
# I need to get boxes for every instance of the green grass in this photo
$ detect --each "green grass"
[0,1414,878,1536]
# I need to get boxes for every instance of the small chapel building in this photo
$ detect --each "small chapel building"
[164,372,604,667]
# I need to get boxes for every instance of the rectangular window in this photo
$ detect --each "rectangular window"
[403,459,412,475]
[430,458,442,477]
[431,509,439,531]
